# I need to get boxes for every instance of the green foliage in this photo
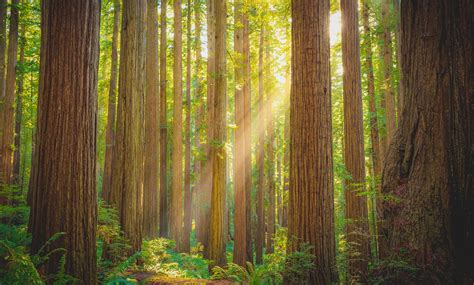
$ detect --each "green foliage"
[368,252,419,285]
[283,243,316,284]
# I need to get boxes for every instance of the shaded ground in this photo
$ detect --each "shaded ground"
[125,271,233,285]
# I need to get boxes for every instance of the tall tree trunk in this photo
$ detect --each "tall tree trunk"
[0,0,19,185]
[255,27,265,265]
[193,0,207,247]
[287,0,338,283]
[28,1,100,282]
[233,0,248,266]
[392,0,402,124]
[380,1,473,283]
[341,0,370,280]
[281,107,289,228]
[265,84,275,254]
[242,2,253,264]
[171,0,184,252]
[380,0,396,156]
[208,0,227,267]
[159,0,169,238]
[143,0,160,239]
[362,0,381,258]
[200,0,215,257]
[110,0,146,252]
[102,0,120,202]
[12,25,24,186]
[0,0,7,173]
[183,0,192,252]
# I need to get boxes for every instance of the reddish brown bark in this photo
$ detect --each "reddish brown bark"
[110,0,146,252]
[171,0,184,252]
[183,0,192,252]
[28,1,100,282]
[341,0,370,280]
[265,65,275,254]
[0,0,19,185]
[102,0,120,202]
[208,0,227,267]
[159,0,169,238]
[287,0,338,283]
[380,1,473,283]
[143,0,160,239]
[0,0,7,173]
[12,26,24,186]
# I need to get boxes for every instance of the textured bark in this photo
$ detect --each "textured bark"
[143,0,160,239]
[110,0,146,252]
[171,0,184,252]
[341,0,370,280]
[287,0,338,283]
[208,0,227,267]
[0,0,19,185]
[255,27,265,265]
[199,0,215,257]
[12,28,24,186]
[362,0,382,258]
[159,0,169,238]
[380,1,473,283]
[0,0,6,171]
[380,0,396,156]
[183,0,192,252]
[242,3,253,264]
[28,1,99,282]
[281,108,289,228]
[233,0,248,266]
[102,0,120,202]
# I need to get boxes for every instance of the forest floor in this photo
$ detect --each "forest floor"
[126,271,232,284]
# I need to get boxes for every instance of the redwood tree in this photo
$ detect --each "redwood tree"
[102,0,120,202]
[208,0,227,267]
[341,0,370,280]
[287,0,338,283]
[0,0,19,185]
[143,0,160,239]
[110,0,146,252]
[380,1,473,283]
[28,1,100,282]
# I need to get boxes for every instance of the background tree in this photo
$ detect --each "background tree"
[288,0,338,283]
[102,0,120,202]
[340,0,370,280]
[110,0,146,252]
[0,0,6,173]
[159,0,169,238]
[380,0,473,283]
[28,1,100,282]
[143,0,160,239]
[1,0,19,185]
[208,0,227,267]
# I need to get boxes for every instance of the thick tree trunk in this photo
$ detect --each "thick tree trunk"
[362,0,382,258]
[287,0,338,283]
[208,0,227,267]
[341,0,370,280]
[380,1,473,283]
[110,0,146,252]
[392,0,402,124]
[183,0,192,253]
[0,0,19,185]
[255,27,265,265]
[28,1,100,282]
[233,0,248,266]
[199,0,215,257]
[379,0,396,156]
[102,0,120,202]
[143,0,160,239]
[171,0,184,252]
[159,0,169,238]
